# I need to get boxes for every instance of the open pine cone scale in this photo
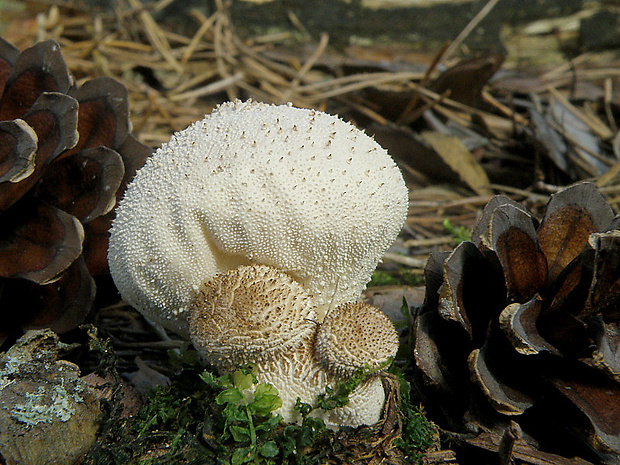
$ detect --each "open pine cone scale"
[412,182,620,463]
[0,38,150,345]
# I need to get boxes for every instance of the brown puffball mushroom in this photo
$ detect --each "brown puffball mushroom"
[188,264,317,371]
[315,301,400,428]
[189,265,324,425]
[315,301,400,377]
[189,265,397,429]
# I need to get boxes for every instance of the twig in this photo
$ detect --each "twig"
[547,87,614,140]
[169,72,245,102]
[597,160,620,187]
[113,340,185,349]
[279,32,329,103]
[303,72,422,102]
[404,236,458,248]
[482,90,530,126]
[213,0,237,100]
[604,78,617,133]
[181,9,218,65]
[287,10,311,38]
[498,421,522,465]
[397,43,450,125]
[486,185,550,202]
[382,252,428,269]
[171,69,220,95]
[540,52,593,81]
[406,89,452,126]
[441,0,502,63]
[126,0,183,73]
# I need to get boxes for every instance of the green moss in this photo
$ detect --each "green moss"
[368,269,423,287]
[391,369,437,463]
[442,218,471,243]
[85,343,437,464]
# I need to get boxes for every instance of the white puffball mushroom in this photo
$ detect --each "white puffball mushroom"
[189,264,391,429]
[108,99,408,336]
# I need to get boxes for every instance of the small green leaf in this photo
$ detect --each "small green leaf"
[231,446,255,464]
[168,344,200,367]
[229,424,251,443]
[255,382,279,398]
[223,403,247,423]
[255,413,282,433]
[400,296,410,318]
[170,427,185,450]
[298,416,326,447]
[233,369,256,390]
[250,383,283,415]
[258,441,279,458]
[218,373,233,387]
[294,398,313,417]
[216,387,244,405]
[443,218,471,243]
[277,426,298,458]
[199,371,219,388]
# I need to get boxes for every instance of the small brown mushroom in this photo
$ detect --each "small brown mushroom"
[189,264,317,371]
[315,301,399,377]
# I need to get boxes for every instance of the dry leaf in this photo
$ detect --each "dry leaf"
[421,130,492,196]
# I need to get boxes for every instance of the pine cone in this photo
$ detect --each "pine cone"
[0,38,151,344]
[412,182,620,463]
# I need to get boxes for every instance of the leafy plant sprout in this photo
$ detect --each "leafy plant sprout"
[442,218,471,243]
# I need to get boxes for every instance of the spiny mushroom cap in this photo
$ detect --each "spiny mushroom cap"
[315,302,399,376]
[108,99,408,335]
[188,265,317,369]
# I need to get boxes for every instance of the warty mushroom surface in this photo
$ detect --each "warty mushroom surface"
[108,99,408,336]
[189,264,398,429]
